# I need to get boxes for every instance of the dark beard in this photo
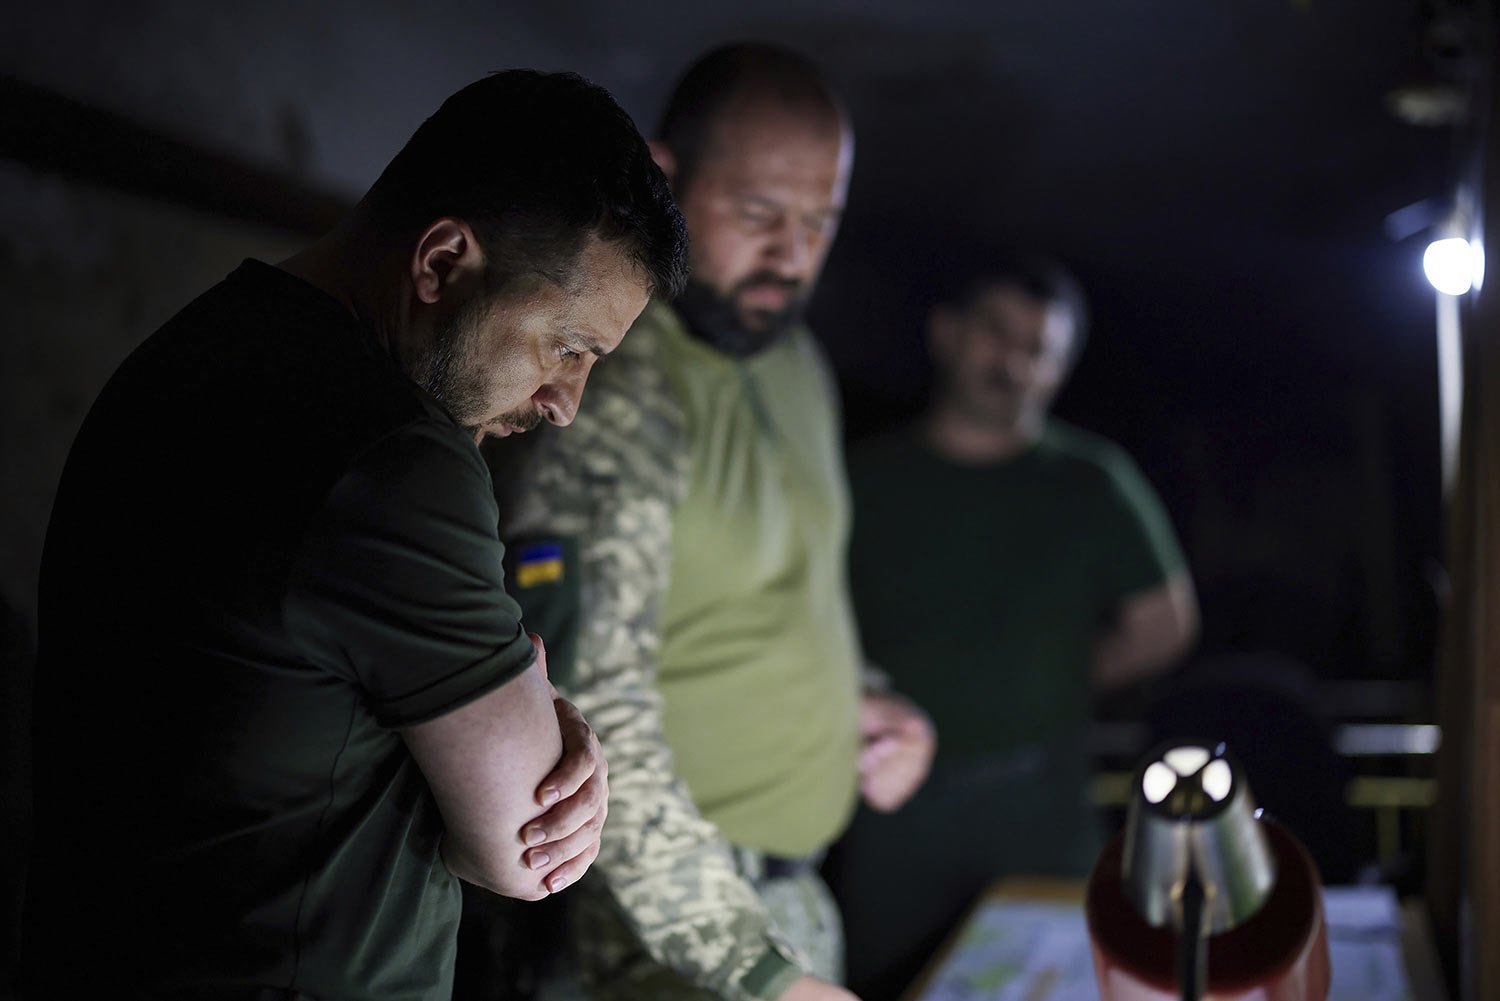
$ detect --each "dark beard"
[473,405,542,440]
[414,297,489,427]
[673,272,807,357]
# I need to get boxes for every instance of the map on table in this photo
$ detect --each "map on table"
[914,885,1416,1001]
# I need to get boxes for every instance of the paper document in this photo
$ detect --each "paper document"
[913,885,1416,1001]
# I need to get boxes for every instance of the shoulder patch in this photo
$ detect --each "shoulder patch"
[502,537,581,687]
[514,541,565,588]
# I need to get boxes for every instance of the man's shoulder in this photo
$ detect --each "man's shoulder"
[1038,421,1168,520]
[1039,420,1138,476]
[786,325,840,393]
[784,323,832,362]
[66,260,449,520]
[155,259,432,436]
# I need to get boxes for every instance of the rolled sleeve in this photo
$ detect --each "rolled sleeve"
[1094,443,1188,601]
[287,418,536,727]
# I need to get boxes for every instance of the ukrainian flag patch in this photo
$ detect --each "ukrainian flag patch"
[514,541,565,588]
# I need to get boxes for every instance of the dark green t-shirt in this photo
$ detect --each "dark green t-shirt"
[848,421,1186,759]
[830,422,1189,998]
[26,261,535,1000]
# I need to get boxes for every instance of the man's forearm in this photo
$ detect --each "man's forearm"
[402,662,564,900]
[1092,574,1200,691]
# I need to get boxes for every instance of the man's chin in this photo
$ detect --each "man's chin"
[737,301,800,331]
[675,282,802,357]
[956,395,1024,427]
[730,310,798,350]
[735,313,777,336]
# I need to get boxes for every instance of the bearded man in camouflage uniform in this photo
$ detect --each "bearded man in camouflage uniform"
[479,44,937,1001]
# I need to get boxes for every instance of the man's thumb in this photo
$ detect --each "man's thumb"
[529,631,550,680]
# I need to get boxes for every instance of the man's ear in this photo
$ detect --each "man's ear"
[410,217,486,305]
[647,140,677,188]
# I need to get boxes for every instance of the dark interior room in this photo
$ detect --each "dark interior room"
[2,2,1496,1000]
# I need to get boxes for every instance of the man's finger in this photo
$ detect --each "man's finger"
[523,803,606,875]
[904,717,936,745]
[861,756,924,812]
[858,696,899,736]
[522,771,608,846]
[541,838,602,894]
[859,735,899,773]
[534,697,602,806]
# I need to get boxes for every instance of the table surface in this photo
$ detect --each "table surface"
[901,879,1449,1001]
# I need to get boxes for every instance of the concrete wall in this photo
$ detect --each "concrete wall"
[1,0,581,196]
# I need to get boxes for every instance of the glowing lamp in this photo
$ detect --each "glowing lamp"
[1423,236,1481,296]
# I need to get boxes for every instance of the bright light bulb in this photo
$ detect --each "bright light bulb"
[1164,746,1210,777]
[1202,759,1233,802]
[1424,237,1478,296]
[1143,762,1178,804]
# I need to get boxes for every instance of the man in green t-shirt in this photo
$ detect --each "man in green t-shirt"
[477,44,935,1001]
[826,259,1199,1001]
[25,72,688,1001]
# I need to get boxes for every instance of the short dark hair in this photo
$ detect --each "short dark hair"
[938,254,1090,360]
[363,70,688,299]
[657,43,843,191]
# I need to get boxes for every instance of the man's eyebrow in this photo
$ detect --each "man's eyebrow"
[736,193,784,212]
[566,329,609,357]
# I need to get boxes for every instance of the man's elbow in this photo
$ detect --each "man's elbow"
[1175,611,1200,660]
[399,662,566,901]
[442,839,549,900]
[1166,578,1201,663]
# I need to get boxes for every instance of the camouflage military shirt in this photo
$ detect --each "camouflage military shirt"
[488,300,867,1001]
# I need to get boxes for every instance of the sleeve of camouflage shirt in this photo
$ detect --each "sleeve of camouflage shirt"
[486,329,807,1001]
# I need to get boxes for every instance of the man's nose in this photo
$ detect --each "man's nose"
[1004,349,1037,382]
[765,218,813,278]
[535,365,591,427]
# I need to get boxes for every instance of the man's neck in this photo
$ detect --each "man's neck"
[924,404,1043,465]
[277,221,401,360]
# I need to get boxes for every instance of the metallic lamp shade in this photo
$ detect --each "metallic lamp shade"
[1121,743,1277,937]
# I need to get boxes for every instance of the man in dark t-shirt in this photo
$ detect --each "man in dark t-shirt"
[23,71,687,1000]
[826,258,1199,1001]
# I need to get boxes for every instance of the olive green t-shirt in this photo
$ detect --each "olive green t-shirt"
[847,421,1187,760]
[655,311,863,857]
[27,261,536,1000]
